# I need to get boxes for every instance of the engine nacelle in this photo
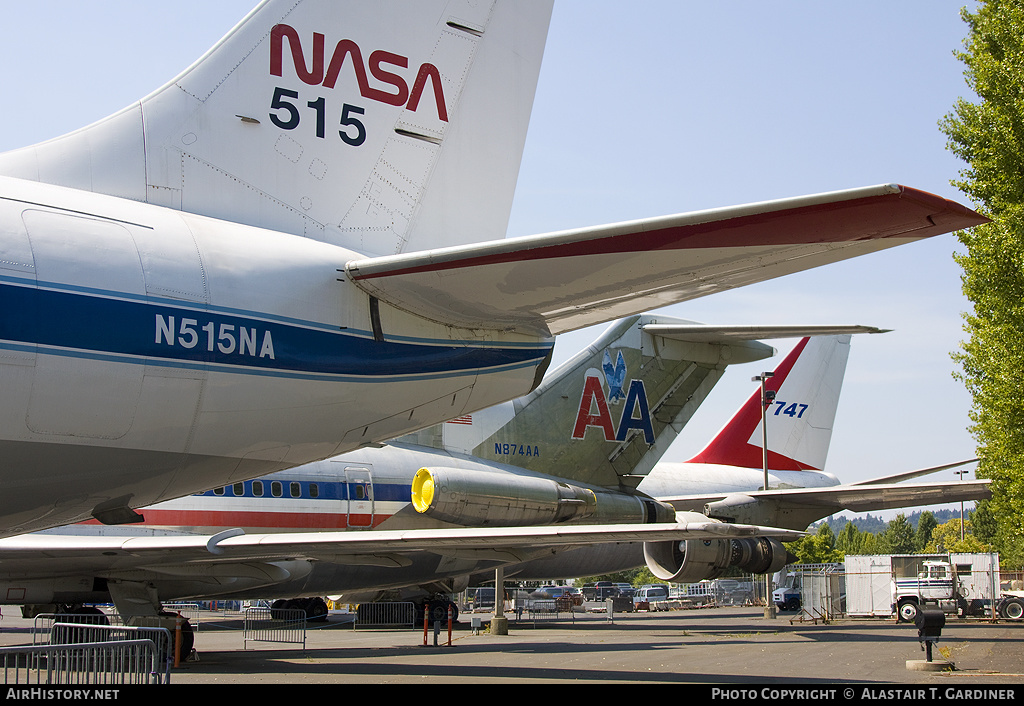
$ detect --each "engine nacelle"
[411,467,598,526]
[704,494,759,523]
[411,467,674,526]
[643,514,794,582]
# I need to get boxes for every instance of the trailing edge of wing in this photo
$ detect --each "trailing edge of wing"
[345,184,986,336]
[0,522,805,574]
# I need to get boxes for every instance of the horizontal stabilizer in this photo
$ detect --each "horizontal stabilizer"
[850,459,979,486]
[641,324,889,343]
[662,479,992,516]
[346,184,986,336]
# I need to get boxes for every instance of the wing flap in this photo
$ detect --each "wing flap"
[346,184,986,336]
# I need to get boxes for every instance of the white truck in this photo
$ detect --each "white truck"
[997,578,1024,621]
[891,559,969,622]
[844,554,1023,622]
[892,558,1024,622]
[772,563,845,613]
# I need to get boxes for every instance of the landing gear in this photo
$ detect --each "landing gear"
[417,599,458,625]
[271,597,329,621]
[57,605,110,625]
[158,610,195,662]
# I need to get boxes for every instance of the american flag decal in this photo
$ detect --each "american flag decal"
[447,415,473,425]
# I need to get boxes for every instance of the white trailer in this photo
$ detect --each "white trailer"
[844,553,1001,621]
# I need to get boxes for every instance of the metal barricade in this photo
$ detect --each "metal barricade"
[48,623,174,682]
[243,607,307,649]
[162,603,201,629]
[33,612,121,644]
[1,640,164,685]
[353,602,416,628]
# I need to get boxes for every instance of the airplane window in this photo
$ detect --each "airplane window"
[233,483,244,496]
[271,481,283,498]
[353,485,365,500]
[290,482,300,498]
[309,483,319,498]
[252,481,264,497]
[214,487,225,496]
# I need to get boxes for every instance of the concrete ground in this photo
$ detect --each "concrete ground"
[2,605,1022,685]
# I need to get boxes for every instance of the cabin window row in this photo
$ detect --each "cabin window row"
[205,481,320,499]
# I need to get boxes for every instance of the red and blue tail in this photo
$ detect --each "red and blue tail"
[686,335,852,472]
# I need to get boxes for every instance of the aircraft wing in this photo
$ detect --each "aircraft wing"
[346,184,986,336]
[0,522,804,580]
[662,479,992,518]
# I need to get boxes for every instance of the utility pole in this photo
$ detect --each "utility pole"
[753,372,776,619]
[955,469,969,542]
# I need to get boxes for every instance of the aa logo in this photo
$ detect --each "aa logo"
[571,350,654,444]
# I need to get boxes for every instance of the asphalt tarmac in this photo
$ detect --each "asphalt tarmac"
[4,605,1020,685]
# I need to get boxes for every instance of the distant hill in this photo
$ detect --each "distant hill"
[816,509,962,535]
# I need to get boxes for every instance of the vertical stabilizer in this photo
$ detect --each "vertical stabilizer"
[0,0,553,255]
[686,336,852,472]
[426,316,776,490]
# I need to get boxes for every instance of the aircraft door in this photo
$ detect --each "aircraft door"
[344,466,374,529]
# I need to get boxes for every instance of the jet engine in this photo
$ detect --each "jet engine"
[642,512,793,583]
[410,467,673,526]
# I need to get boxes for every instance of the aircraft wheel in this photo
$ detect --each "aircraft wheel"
[896,598,919,623]
[426,601,456,624]
[301,597,329,622]
[1000,597,1024,621]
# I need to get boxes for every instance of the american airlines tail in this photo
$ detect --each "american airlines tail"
[0,0,552,256]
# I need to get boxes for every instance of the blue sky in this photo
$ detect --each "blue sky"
[0,2,984,517]
[513,2,985,509]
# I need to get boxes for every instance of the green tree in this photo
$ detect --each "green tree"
[878,514,916,555]
[940,0,1024,569]
[857,531,880,556]
[971,500,998,544]
[915,511,938,552]
[836,521,862,555]
[924,518,992,554]
[786,523,844,564]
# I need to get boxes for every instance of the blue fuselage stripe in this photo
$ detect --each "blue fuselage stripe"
[0,282,551,379]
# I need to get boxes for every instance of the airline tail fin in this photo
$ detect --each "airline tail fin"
[402,315,775,490]
[686,335,853,472]
[0,0,552,256]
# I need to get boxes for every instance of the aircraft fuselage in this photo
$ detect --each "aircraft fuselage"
[0,177,552,535]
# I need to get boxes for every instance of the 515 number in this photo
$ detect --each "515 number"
[269,87,366,146]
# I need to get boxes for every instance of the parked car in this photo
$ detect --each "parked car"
[582,581,620,601]
[529,585,582,609]
[614,583,636,599]
[633,584,671,611]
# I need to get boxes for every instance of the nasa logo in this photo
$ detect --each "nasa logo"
[571,350,654,444]
[270,24,448,121]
